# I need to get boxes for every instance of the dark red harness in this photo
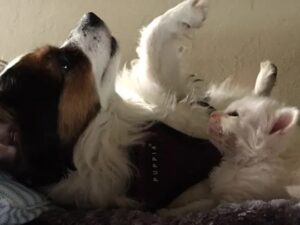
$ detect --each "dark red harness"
[129,122,221,210]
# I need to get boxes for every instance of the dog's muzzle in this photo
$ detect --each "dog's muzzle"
[81,12,105,29]
[76,12,118,57]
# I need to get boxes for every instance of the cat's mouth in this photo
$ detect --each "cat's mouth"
[208,124,223,137]
[208,119,238,154]
[208,116,224,140]
[208,123,224,149]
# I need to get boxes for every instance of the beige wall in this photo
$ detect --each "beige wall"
[0,0,299,106]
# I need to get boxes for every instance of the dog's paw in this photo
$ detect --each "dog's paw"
[166,0,209,32]
[182,0,209,28]
[254,60,277,96]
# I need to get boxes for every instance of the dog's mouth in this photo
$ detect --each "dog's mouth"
[0,122,19,146]
[0,122,20,170]
[7,127,19,146]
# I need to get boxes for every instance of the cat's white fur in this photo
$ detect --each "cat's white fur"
[160,62,300,216]
[208,97,298,202]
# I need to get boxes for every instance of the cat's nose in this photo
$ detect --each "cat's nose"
[210,112,221,123]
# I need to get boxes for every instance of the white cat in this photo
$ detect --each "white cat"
[160,62,300,216]
[208,96,298,203]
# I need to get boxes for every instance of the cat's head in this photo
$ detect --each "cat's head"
[208,96,299,160]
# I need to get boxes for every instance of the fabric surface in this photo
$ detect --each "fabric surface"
[0,173,53,225]
[29,199,300,225]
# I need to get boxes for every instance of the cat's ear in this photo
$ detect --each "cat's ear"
[269,107,299,135]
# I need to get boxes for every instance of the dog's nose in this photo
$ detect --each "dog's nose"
[84,12,104,27]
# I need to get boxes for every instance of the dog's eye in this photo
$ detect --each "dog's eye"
[62,64,69,71]
[228,111,239,117]
[58,55,72,73]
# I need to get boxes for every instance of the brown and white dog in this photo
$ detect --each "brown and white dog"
[0,0,221,210]
[47,0,220,209]
[0,13,118,185]
[0,0,274,211]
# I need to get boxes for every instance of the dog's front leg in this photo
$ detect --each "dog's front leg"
[135,0,208,102]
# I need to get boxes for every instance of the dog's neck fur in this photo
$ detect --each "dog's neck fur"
[48,94,153,207]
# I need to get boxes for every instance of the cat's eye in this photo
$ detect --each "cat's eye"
[228,111,239,117]
[197,101,210,107]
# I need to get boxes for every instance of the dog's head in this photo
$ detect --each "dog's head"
[0,12,119,185]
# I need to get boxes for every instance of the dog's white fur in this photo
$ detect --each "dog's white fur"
[47,0,217,208]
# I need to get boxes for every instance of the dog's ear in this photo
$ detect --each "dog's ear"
[254,61,277,97]
[269,107,299,135]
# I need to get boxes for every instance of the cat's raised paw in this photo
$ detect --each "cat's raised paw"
[260,60,277,77]
[254,60,277,96]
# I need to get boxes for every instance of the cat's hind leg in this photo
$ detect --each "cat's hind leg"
[254,61,277,97]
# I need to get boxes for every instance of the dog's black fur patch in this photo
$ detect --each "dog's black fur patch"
[0,54,64,186]
[0,46,98,186]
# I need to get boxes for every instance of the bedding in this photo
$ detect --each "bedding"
[28,199,300,225]
[0,169,296,225]
[0,173,53,225]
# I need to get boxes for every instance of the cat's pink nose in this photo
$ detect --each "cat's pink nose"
[208,112,223,137]
[209,112,221,123]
